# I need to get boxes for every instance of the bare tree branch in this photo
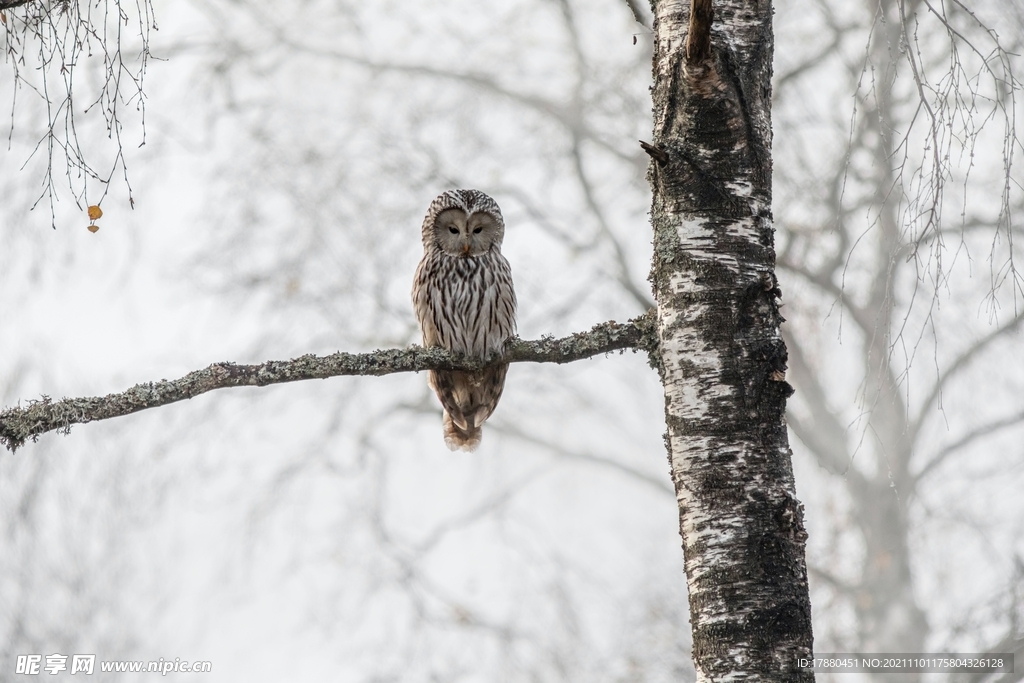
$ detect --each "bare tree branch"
[624,0,651,30]
[246,37,640,166]
[783,327,867,486]
[808,565,859,594]
[0,312,658,452]
[569,137,656,311]
[913,408,1024,484]
[489,420,674,496]
[777,254,874,333]
[774,28,847,94]
[909,310,1024,443]
[3,0,156,223]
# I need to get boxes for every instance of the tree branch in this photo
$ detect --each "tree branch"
[909,309,1024,443]
[489,420,674,497]
[685,0,713,66]
[777,254,874,333]
[807,565,859,595]
[569,137,656,311]
[255,38,639,166]
[782,327,867,487]
[0,312,658,452]
[913,408,1024,484]
[0,0,35,10]
[624,0,652,30]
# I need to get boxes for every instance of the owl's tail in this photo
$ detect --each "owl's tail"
[443,411,482,452]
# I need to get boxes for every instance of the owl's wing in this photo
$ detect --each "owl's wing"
[491,253,517,343]
[412,257,443,347]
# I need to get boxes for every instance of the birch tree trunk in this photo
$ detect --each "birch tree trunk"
[647,0,815,679]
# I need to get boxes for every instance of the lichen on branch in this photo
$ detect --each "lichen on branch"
[0,311,658,452]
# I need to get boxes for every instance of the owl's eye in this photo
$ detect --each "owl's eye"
[473,227,483,234]
[448,226,458,234]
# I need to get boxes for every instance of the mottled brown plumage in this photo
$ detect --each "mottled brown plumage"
[412,190,517,451]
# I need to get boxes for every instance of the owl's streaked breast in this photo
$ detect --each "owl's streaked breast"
[414,249,516,358]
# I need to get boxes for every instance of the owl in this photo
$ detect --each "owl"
[412,189,518,451]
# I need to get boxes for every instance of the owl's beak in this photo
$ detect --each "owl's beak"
[462,243,471,255]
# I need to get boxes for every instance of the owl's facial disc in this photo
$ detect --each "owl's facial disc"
[435,208,499,257]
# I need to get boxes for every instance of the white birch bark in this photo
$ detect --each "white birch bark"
[647,0,816,679]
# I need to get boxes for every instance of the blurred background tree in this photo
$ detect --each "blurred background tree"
[1,0,1022,681]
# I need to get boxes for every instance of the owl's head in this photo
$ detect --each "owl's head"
[422,189,505,257]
